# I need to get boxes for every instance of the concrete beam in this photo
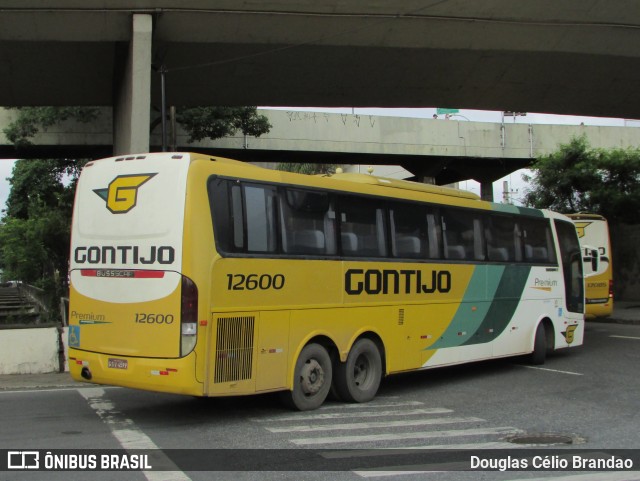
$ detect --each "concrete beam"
[1,2,640,120]
[113,14,153,155]
[3,107,640,191]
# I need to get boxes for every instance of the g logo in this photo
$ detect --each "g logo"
[94,174,156,214]
[563,324,578,344]
[573,222,591,239]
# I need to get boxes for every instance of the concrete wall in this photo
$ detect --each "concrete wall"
[0,327,67,375]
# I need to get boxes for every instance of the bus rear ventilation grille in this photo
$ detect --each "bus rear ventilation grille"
[214,316,255,383]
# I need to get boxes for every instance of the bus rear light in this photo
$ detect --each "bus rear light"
[609,279,614,299]
[182,323,197,336]
[180,275,198,356]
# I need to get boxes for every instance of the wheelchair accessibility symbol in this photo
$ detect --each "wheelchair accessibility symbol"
[68,326,80,348]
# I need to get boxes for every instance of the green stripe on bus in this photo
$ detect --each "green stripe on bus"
[491,203,544,217]
[427,264,531,350]
[462,265,531,345]
[428,265,503,349]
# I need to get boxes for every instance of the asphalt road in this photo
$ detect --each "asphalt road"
[1,321,639,481]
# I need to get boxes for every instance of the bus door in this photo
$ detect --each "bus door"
[554,220,584,346]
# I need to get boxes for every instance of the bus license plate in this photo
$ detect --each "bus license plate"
[108,358,128,370]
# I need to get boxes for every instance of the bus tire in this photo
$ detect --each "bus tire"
[530,322,547,365]
[334,338,382,403]
[281,343,332,411]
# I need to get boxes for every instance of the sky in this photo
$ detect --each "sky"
[0,107,635,212]
[0,159,14,213]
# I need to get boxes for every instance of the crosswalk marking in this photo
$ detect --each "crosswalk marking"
[266,416,484,433]
[250,407,453,423]
[253,398,533,477]
[79,388,190,481]
[290,426,522,445]
[320,441,519,459]
[319,400,426,409]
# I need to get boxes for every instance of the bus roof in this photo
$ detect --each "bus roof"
[326,172,481,200]
[566,213,607,221]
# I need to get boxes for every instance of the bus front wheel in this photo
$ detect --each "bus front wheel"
[281,343,332,411]
[530,322,547,365]
[334,338,382,403]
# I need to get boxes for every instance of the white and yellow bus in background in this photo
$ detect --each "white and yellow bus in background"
[567,213,613,319]
[69,153,584,410]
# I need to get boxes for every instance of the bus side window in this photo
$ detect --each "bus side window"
[243,185,278,253]
[486,214,516,262]
[555,219,584,313]
[520,217,556,264]
[209,178,241,253]
[280,188,335,256]
[339,196,387,257]
[231,184,244,250]
[442,208,484,261]
[390,202,430,259]
[426,212,442,259]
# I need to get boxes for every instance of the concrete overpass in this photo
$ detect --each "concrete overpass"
[1,1,640,157]
[3,108,640,200]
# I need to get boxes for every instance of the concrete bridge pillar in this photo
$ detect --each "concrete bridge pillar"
[113,14,152,155]
[480,182,494,202]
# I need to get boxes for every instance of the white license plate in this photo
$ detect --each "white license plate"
[108,358,128,369]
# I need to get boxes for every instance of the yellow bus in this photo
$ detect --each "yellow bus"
[567,213,613,319]
[68,153,584,410]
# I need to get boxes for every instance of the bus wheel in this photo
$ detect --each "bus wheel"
[334,338,382,403]
[281,343,332,411]
[530,323,547,365]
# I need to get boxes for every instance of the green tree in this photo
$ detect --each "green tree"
[176,106,271,142]
[0,159,87,321]
[276,163,338,175]
[3,107,101,147]
[4,106,271,146]
[523,136,640,224]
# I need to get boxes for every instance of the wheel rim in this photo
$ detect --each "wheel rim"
[300,359,325,395]
[353,354,371,388]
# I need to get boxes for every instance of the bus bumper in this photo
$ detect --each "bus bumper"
[68,348,204,396]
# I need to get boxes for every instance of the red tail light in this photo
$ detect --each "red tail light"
[181,276,198,356]
[609,279,614,299]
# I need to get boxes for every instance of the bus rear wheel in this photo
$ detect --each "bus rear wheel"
[281,343,332,411]
[334,338,382,403]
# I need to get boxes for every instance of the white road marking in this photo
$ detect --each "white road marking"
[319,400,426,410]
[321,441,519,459]
[0,386,120,395]
[250,407,453,423]
[520,365,583,376]
[610,335,640,340]
[290,426,522,445]
[266,416,484,433]
[355,469,452,478]
[79,388,190,481]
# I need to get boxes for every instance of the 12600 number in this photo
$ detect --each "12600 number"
[226,274,285,291]
[134,313,175,324]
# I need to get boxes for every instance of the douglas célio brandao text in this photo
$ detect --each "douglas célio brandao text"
[470,454,634,471]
